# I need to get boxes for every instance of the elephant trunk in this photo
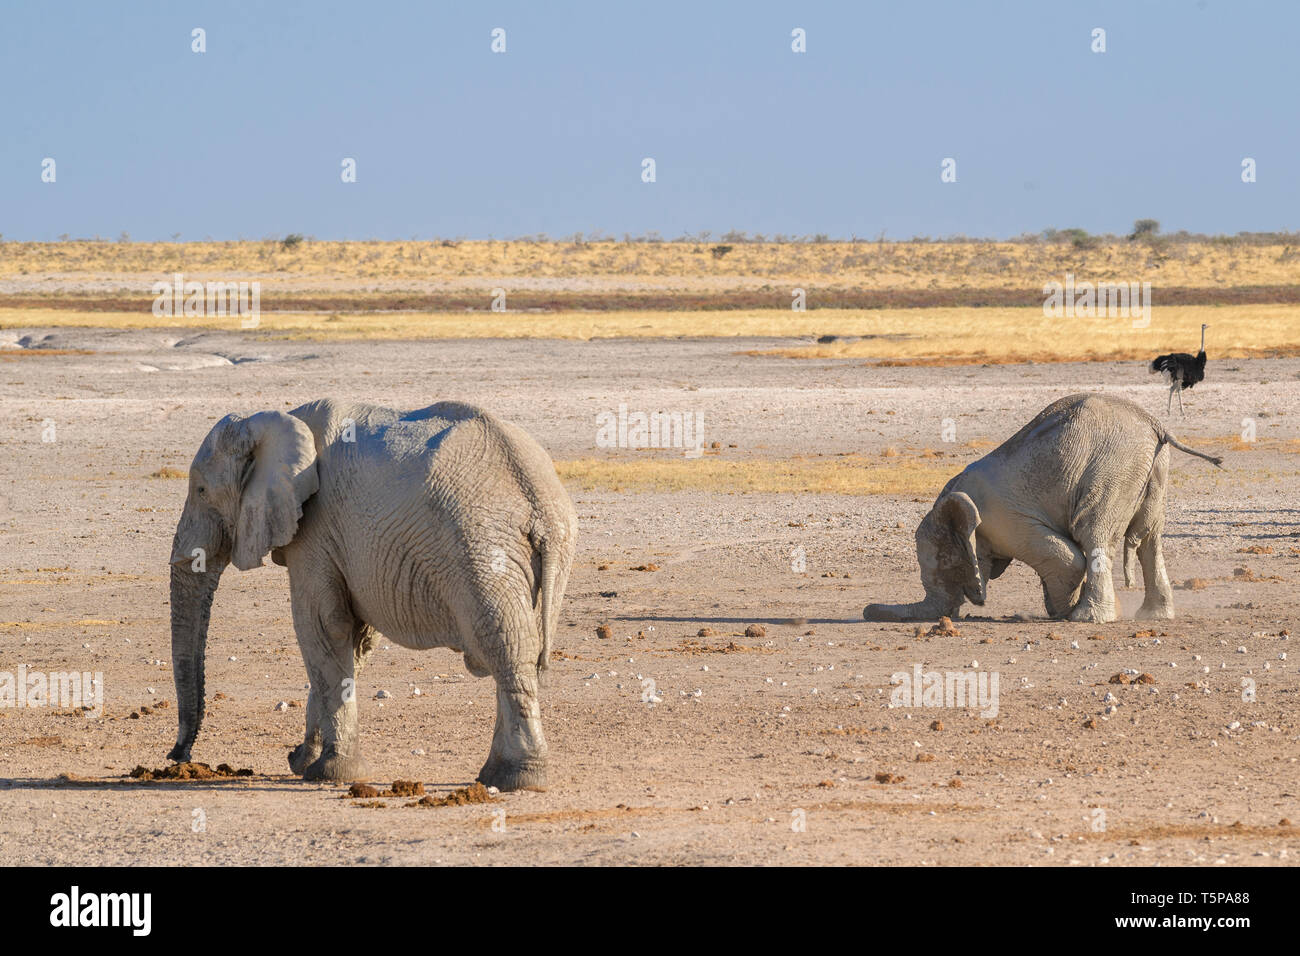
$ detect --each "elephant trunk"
[167,559,225,762]
[863,593,953,622]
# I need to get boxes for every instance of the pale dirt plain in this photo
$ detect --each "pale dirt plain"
[1,241,1298,866]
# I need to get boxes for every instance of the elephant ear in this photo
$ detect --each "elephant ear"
[226,412,319,571]
[934,491,984,605]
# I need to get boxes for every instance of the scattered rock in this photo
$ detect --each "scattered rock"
[745,624,766,638]
[595,625,613,640]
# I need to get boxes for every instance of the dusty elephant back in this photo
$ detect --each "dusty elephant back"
[991,393,1161,460]
[289,399,575,648]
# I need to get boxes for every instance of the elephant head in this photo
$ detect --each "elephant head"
[863,490,984,622]
[167,411,318,762]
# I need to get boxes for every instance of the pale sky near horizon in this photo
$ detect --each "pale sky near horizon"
[2,0,1296,241]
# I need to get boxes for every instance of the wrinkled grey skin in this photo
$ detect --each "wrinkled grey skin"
[168,400,577,790]
[864,393,1222,625]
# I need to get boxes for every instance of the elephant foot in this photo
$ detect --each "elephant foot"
[288,740,323,775]
[1067,601,1117,624]
[478,756,548,792]
[166,742,192,763]
[1135,602,1174,621]
[302,750,371,783]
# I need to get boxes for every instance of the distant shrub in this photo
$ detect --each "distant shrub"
[711,245,733,259]
[281,233,305,250]
[1130,219,1160,239]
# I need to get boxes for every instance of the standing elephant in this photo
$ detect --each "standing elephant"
[863,393,1222,624]
[166,399,577,790]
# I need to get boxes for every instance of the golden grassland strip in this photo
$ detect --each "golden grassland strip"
[561,454,1273,496]
[5,305,1300,364]
[4,239,1300,288]
[746,305,1300,363]
[554,456,958,495]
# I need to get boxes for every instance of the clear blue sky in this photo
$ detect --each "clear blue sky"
[2,0,1295,241]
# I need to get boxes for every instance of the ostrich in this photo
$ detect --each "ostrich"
[1150,324,1208,415]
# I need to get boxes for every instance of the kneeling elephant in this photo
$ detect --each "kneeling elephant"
[864,393,1221,624]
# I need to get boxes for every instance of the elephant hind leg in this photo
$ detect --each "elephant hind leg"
[479,659,549,792]
[1122,537,1140,588]
[1134,533,1175,619]
[1068,536,1121,623]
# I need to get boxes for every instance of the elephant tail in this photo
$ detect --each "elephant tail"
[529,522,568,672]
[1156,428,1224,468]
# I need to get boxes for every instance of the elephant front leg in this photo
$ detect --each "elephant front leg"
[1023,529,1085,619]
[1134,534,1175,620]
[478,665,548,792]
[288,683,324,775]
[1068,539,1120,623]
[291,592,371,783]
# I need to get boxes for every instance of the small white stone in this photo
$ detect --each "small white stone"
[375,689,392,699]
[228,655,237,662]
[274,701,288,711]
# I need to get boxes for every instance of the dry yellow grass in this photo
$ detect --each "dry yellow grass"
[555,455,955,495]
[7,305,1298,366]
[748,305,1300,363]
[3,238,1298,289]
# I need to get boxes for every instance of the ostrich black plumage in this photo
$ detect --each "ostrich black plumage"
[1150,323,1208,415]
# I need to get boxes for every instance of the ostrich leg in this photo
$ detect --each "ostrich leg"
[1177,386,1185,415]
[1167,383,1175,414]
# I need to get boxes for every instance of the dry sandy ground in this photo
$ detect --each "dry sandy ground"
[1,329,1297,865]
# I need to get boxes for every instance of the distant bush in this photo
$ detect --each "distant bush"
[1130,219,1160,239]
[281,233,305,250]
[711,245,733,259]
